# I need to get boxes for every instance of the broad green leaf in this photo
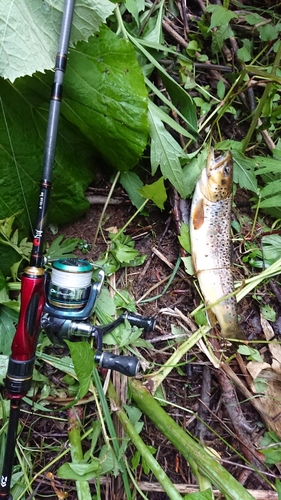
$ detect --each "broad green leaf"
[262,234,281,264]
[139,177,167,209]
[259,195,281,209]
[148,103,187,198]
[254,155,281,175]
[205,5,238,30]
[0,75,94,235]
[62,26,149,171]
[0,0,115,81]
[232,151,258,192]
[0,306,18,355]
[259,180,281,200]
[244,13,264,26]
[258,24,279,42]
[65,341,94,399]
[120,172,144,209]
[57,459,100,480]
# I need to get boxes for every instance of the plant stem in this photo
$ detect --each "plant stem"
[92,369,132,499]
[107,381,184,500]
[144,326,208,393]
[68,407,92,500]
[129,379,255,500]
[243,40,281,153]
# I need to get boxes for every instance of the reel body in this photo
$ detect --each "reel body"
[41,258,155,376]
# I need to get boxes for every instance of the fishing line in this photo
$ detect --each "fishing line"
[0,96,34,234]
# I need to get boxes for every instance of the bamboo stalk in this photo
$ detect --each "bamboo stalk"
[137,482,277,499]
[130,379,256,500]
[68,407,92,500]
[107,381,184,500]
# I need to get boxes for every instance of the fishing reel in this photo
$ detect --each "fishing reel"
[41,258,155,377]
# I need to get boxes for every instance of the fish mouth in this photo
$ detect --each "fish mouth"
[207,148,232,174]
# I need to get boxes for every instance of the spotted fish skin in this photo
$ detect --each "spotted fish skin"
[190,149,244,340]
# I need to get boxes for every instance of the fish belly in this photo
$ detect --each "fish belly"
[190,185,243,339]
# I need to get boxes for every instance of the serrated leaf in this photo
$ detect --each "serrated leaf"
[46,235,80,261]
[232,151,258,192]
[139,177,167,209]
[63,25,149,171]
[65,341,94,399]
[0,0,115,81]
[148,103,187,198]
[0,306,18,355]
[120,172,144,209]
[259,195,281,209]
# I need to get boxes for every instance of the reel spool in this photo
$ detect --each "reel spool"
[48,258,93,311]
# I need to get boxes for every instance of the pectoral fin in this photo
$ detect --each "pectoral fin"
[192,199,205,230]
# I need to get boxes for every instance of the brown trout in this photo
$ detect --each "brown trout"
[190,149,244,340]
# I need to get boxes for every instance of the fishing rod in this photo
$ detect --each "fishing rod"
[0,2,76,497]
[0,1,155,498]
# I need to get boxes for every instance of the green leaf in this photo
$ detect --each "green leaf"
[0,76,94,235]
[45,236,80,261]
[120,172,145,209]
[160,71,197,132]
[237,39,252,63]
[183,490,213,500]
[260,304,276,322]
[212,24,234,53]
[178,223,191,254]
[139,177,167,209]
[276,478,281,499]
[237,345,263,362]
[125,0,145,26]
[232,151,258,192]
[258,24,279,42]
[244,13,264,26]
[205,5,238,30]
[182,148,209,198]
[0,0,115,81]
[57,459,100,480]
[0,306,18,355]
[63,26,149,171]
[148,103,187,198]
[262,235,281,264]
[65,341,94,399]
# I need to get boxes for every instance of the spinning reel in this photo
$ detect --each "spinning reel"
[41,258,156,377]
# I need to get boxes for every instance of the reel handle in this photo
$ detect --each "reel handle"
[95,352,140,377]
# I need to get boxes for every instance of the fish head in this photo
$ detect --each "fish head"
[200,149,233,202]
